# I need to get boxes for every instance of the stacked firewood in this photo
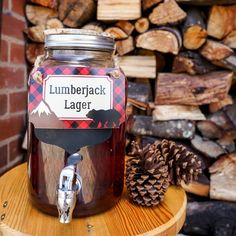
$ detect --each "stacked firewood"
[24,1,236,233]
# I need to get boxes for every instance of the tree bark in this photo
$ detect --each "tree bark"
[183,201,236,236]
[155,71,233,105]
[172,51,216,75]
[127,115,195,139]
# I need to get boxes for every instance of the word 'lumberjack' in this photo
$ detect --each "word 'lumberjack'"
[49,84,106,97]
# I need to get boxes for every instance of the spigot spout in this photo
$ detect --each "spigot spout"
[57,188,77,224]
[57,163,82,224]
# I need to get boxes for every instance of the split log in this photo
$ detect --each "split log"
[177,0,236,5]
[26,43,45,65]
[208,111,235,132]
[118,56,156,78]
[199,40,236,70]
[128,81,151,103]
[30,0,57,9]
[97,0,141,21]
[104,27,128,39]
[142,0,162,11]
[209,153,236,202]
[115,21,134,35]
[224,97,236,129]
[215,55,236,71]
[223,30,236,49]
[82,22,104,33]
[155,71,233,106]
[209,95,233,113]
[136,28,182,55]
[196,120,224,139]
[181,173,210,197]
[199,39,233,61]
[25,4,58,25]
[183,201,236,236]
[24,18,63,43]
[149,0,187,25]
[152,105,206,121]
[58,0,77,20]
[191,135,226,159]
[116,36,134,56]
[127,98,148,111]
[217,133,236,153]
[135,49,166,72]
[172,51,216,75]
[135,18,149,33]
[45,18,64,29]
[207,5,236,40]
[183,8,207,50]
[62,0,95,28]
[24,25,45,43]
[127,115,195,139]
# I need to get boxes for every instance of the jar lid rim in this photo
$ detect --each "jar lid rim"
[44,29,115,51]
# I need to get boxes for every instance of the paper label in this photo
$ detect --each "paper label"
[28,66,126,129]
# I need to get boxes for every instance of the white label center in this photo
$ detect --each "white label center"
[43,75,113,120]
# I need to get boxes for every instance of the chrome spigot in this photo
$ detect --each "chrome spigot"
[57,163,82,224]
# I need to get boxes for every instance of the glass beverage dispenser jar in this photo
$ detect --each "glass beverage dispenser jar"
[27,29,126,224]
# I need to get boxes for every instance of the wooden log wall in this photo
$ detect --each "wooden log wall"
[24,0,236,225]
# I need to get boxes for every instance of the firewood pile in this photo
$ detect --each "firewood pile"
[24,0,236,234]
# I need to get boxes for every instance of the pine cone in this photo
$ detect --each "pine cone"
[126,139,202,206]
[154,139,202,185]
[126,141,170,206]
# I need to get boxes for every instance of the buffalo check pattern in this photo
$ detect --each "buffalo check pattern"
[29,66,126,129]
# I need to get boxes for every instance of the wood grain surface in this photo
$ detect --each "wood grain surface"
[0,163,186,236]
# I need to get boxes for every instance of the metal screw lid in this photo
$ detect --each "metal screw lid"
[44,29,115,51]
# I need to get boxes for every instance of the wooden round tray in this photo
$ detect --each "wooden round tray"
[0,163,186,236]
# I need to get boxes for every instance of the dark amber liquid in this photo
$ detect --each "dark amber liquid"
[27,123,125,217]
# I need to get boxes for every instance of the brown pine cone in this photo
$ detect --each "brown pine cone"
[154,139,202,185]
[126,141,170,206]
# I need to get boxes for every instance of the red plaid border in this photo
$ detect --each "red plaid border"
[29,66,126,129]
